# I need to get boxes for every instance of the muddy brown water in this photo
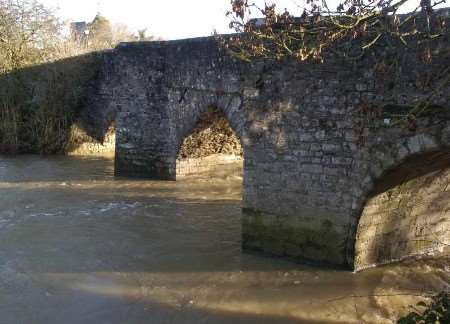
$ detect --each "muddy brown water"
[0,156,448,324]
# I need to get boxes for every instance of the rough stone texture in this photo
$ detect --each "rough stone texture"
[66,123,115,157]
[355,152,450,270]
[177,154,243,178]
[176,107,243,178]
[177,108,242,159]
[92,25,450,269]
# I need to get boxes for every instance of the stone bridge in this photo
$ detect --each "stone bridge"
[90,36,450,271]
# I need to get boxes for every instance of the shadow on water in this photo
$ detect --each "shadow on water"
[0,156,448,324]
[0,187,305,274]
[0,287,352,324]
[0,155,116,182]
[0,155,301,274]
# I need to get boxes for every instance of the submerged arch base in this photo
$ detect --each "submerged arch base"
[242,208,351,269]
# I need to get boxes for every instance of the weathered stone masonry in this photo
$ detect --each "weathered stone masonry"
[176,108,243,177]
[93,33,450,270]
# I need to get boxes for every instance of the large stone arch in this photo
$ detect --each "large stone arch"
[349,120,450,270]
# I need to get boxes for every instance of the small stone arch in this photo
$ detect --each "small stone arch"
[350,131,450,270]
[174,98,245,179]
[173,93,245,149]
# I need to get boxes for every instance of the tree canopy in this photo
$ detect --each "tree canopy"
[226,0,449,62]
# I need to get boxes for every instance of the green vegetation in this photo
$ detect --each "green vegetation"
[398,292,449,324]
[0,53,100,153]
[0,0,151,154]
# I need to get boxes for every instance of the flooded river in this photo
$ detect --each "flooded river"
[0,156,448,324]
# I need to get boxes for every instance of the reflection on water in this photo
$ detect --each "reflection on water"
[0,156,448,324]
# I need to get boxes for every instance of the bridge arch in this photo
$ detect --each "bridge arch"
[164,85,247,179]
[351,130,450,270]
[110,38,449,268]
[172,95,244,152]
[175,104,244,178]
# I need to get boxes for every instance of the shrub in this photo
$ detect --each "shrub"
[398,292,450,324]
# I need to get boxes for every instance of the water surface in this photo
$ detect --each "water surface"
[0,156,448,324]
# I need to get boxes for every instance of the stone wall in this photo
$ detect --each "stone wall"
[103,18,450,269]
[177,108,242,159]
[66,123,115,157]
[176,107,243,178]
[176,154,243,178]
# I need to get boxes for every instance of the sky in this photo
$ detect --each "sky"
[40,0,425,40]
[37,0,330,40]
